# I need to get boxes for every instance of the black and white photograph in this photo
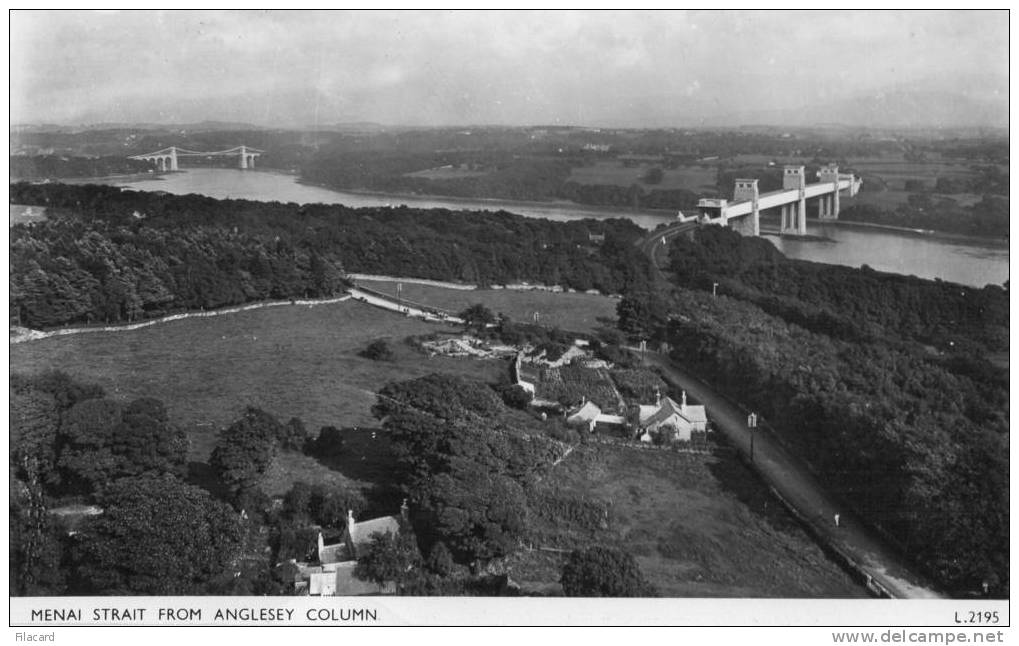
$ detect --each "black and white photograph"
[7,8,1011,634]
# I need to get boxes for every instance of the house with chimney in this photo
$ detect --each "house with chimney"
[631,390,708,444]
[292,500,408,596]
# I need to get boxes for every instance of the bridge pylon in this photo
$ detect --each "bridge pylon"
[817,164,840,219]
[780,166,807,236]
[731,179,760,236]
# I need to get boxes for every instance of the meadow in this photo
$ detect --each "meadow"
[10,280,620,460]
[510,441,867,597]
[10,299,503,460]
[353,279,620,333]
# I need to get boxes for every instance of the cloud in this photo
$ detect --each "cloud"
[9,10,1009,127]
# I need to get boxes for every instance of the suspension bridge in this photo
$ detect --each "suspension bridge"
[129,145,264,171]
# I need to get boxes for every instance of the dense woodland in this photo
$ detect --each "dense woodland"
[839,196,1009,238]
[617,226,1008,595]
[9,182,654,329]
[10,155,154,180]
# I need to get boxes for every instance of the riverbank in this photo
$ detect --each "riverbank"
[295,175,679,221]
[79,167,1008,286]
[759,228,836,243]
[816,217,1009,247]
[58,172,168,185]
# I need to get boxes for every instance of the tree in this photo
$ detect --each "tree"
[71,475,243,595]
[10,388,60,485]
[277,417,308,451]
[354,531,422,591]
[498,384,533,410]
[55,395,188,495]
[560,547,655,597]
[9,475,66,595]
[210,407,282,495]
[417,459,528,563]
[304,425,346,458]
[458,303,495,334]
[56,398,124,494]
[360,338,394,362]
[616,292,668,340]
[643,167,664,185]
[426,541,455,576]
[108,398,188,480]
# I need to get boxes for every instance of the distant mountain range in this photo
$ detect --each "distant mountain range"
[11,78,1007,133]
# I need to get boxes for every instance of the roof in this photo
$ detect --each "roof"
[348,515,401,550]
[639,396,707,427]
[566,400,601,424]
[319,542,350,565]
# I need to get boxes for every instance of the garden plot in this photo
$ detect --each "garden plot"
[534,363,624,413]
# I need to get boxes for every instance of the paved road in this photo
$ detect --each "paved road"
[643,353,943,599]
[638,221,698,279]
[636,226,944,599]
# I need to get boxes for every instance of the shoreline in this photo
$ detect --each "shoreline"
[20,170,1010,246]
[813,218,1009,247]
[57,172,168,184]
[293,176,679,220]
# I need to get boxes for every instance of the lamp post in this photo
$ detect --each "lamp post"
[747,412,758,462]
[712,282,718,298]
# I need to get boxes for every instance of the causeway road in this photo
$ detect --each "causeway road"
[637,226,944,599]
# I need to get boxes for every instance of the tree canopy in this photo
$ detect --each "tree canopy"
[560,547,656,597]
[71,476,243,595]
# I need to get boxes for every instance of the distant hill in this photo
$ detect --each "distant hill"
[715,74,1008,130]
[10,121,267,133]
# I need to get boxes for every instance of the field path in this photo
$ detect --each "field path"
[641,351,944,600]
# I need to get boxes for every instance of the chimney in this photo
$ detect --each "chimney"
[400,498,409,523]
[655,387,661,406]
[681,390,688,410]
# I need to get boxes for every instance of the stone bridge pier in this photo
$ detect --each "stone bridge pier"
[730,178,760,236]
[780,165,807,236]
[817,163,840,219]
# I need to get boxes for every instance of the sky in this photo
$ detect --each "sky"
[9,10,1010,128]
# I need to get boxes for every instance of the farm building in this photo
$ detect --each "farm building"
[294,501,407,596]
[632,390,708,444]
[566,399,602,432]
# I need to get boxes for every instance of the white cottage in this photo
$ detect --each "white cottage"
[633,390,708,443]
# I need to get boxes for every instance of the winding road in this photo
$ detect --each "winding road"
[638,225,944,599]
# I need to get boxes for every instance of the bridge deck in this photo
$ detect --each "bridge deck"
[723,179,853,217]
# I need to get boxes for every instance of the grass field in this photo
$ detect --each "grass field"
[10,299,504,460]
[568,161,717,192]
[509,442,867,597]
[353,279,620,334]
